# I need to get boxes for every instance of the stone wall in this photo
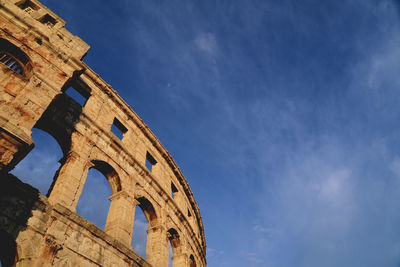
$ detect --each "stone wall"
[0,0,206,266]
[0,173,151,267]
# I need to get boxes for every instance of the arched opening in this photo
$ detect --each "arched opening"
[190,254,196,267]
[168,241,173,267]
[91,160,121,193]
[167,228,181,267]
[132,197,157,259]
[0,38,31,76]
[0,51,24,74]
[76,160,120,229]
[10,128,63,196]
[34,93,83,148]
[131,206,148,258]
[0,230,17,267]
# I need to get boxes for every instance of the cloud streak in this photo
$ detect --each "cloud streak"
[15,0,400,266]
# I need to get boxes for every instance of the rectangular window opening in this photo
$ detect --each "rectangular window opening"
[188,209,192,217]
[39,14,57,27]
[16,0,40,12]
[145,152,157,172]
[111,118,127,140]
[171,182,178,199]
[64,85,89,107]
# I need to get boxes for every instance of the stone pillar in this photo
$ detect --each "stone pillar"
[0,121,33,173]
[48,150,90,211]
[146,225,169,267]
[104,191,137,246]
[172,253,188,267]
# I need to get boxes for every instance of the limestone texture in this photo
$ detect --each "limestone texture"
[0,1,206,266]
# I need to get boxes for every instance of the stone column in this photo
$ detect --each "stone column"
[172,253,188,267]
[146,225,169,267]
[0,121,33,173]
[48,150,91,211]
[104,190,137,246]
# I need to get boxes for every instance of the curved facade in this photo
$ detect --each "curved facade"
[0,0,206,266]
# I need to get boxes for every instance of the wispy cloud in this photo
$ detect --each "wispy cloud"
[15,0,400,266]
[240,252,262,264]
[194,32,218,55]
[253,225,281,235]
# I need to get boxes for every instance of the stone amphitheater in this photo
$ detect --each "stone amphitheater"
[0,0,206,266]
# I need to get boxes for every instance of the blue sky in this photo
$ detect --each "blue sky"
[10,0,400,266]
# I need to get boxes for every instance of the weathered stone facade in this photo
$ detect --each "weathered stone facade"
[0,0,206,266]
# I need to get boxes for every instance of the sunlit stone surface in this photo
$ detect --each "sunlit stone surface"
[0,0,205,266]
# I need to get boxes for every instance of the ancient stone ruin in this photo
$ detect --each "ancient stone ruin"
[0,0,206,266]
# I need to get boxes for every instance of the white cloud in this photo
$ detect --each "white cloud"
[194,32,217,55]
[390,157,400,177]
[253,225,281,235]
[240,251,262,264]
[316,169,351,204]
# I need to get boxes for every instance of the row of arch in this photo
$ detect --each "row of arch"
[0,37,202,266]
[10,125,199,267]
[0,228,197,267]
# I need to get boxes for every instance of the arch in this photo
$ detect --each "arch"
[167,228,183,267]
[131,203,148,258]
[167,228,181,253]
[136,196,157,227]
[134,183,159,227]
[131,196,158,259]
[76,166,112,230]
[190,254,196,267]
[0,38,31,77]
[10,128,64,196]
[33,93,75,156]
[33,74,91,157]
[76,159,122,230]
[33,121,70,157]
[91,160,121,194]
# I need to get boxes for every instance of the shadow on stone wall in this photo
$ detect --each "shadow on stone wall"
[0,173,40,266]
[0,75,87,266]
